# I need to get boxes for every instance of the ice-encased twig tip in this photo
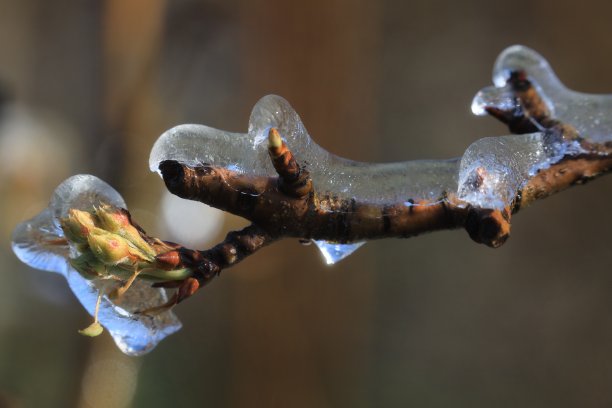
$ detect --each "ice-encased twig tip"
[268,127,283,149]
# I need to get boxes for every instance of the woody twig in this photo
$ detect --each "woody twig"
[146,73,612,308]
[485,71,612,209]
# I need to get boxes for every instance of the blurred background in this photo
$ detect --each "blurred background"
[1,0,612,407]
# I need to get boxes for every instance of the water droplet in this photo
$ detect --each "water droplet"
[471,85,517,116]
[313,240,365,265]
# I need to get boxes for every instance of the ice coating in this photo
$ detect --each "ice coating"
[150,95,460,205]
[314,241,365,265]
[151,94,592,261]
[151,95,460,263]
[473,45,612,142]
[11,175,181,355]
[151,95,577,212]
[471,84,519,117]
[457,132,578,209]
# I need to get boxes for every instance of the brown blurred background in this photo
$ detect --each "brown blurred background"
[1,0,612,407]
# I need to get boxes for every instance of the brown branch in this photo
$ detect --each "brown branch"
[145,74,612,308]
[159,159,477,242]
[485,71,580,140]
[519,151,612,207]
[486,71,612,209]
[142,224,276,312]
[161,155,525,249]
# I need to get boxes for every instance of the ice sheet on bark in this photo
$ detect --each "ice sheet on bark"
[151,72,594,262]
[473,45,612,143]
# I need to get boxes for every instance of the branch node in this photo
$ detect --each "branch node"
[465,207,511,248]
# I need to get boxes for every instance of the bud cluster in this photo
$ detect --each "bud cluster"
[59,204,193,337]
[60,204,157,279]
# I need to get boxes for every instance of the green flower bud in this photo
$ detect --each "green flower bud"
[87,229,133,265]
[95,205,155,260]
[95,204,130,231]
[60,209,98,244]
[88,228,154,267]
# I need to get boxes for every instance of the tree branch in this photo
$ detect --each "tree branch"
[143,55,612,308]
[147,224,276,310]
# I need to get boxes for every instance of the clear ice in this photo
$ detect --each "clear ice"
[150,95,460,205]
[151,95,459,263]
[472,45,612,143]
[13,45,610,354]
[457,132,580,209]
[11,175,182,356]
[151,47,612,264]
[314,240,365,265]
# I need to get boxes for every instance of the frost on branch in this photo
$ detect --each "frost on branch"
[11,45,612,355]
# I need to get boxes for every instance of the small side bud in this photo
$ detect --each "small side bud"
[155,250,182,269]
[266,126,312,197]
[268,127,283,150]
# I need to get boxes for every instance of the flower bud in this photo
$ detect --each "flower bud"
[87,229,133,265]
[60,209,98,244]
[95,204,130,231]
[95,205,155,260]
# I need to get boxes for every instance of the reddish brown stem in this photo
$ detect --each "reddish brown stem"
[147,224,275,310]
